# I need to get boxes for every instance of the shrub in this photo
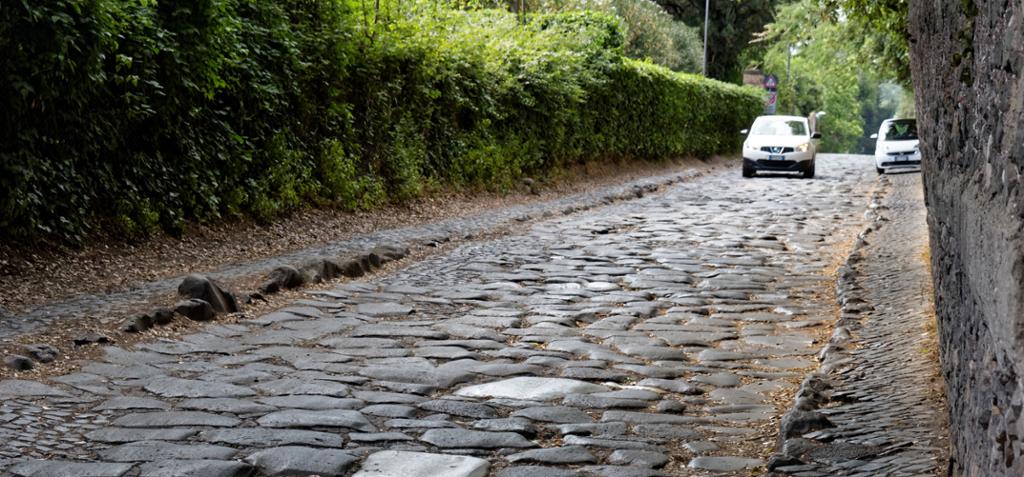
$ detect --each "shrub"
[0,0,760,245]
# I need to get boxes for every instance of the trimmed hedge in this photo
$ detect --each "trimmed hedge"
[0,0,762,244]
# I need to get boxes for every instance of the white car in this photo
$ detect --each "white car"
[741,115,820,179]
[872,118,921,174]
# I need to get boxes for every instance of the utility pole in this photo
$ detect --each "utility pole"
[702,0,709,76]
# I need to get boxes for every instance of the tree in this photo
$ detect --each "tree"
[531,0,704,73]
[655,0,779,81]
[756,0,864,152]
[823,0,910,83]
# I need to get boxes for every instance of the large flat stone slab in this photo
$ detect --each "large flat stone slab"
[98,441,237,462]
[354,303,415,317]
[113,411,241,428]
[199,428,344,448]
[420,429,536,449]
[687,456,764,471]
[455,377,609,401]
[86,427,200,444]
[144,377,255,398]
[0,380,71,397]
[245,446,358,477]
[257,410,375,432]
[138,459,254,477]
[9,460,133,477]
[352,450,489,477]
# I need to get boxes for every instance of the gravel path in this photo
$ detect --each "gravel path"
[0,155,945,477]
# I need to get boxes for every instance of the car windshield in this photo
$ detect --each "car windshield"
[882,120,917,140]
[751,119,807,136]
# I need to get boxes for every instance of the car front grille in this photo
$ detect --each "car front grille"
[755,159,798,168]
[881,160,921,167]
[760,146,795,153]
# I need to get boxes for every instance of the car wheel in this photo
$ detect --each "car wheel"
[742,165,755,178]
[802,160,815,179]
[876,167,885,175]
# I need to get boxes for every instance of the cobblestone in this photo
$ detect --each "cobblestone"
[0,156,924,476]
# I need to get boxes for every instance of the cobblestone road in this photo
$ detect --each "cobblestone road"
[0,155,912,477]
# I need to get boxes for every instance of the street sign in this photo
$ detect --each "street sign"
[763,74,778,90]
[766,90,777,114]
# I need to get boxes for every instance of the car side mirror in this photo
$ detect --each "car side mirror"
[811,132,822,139]
[870,133,878,139]
[740,129,749,136]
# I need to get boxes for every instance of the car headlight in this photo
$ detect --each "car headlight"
[797,143,810,152]
[743,143,755,152]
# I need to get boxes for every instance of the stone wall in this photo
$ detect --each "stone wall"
[908,2,1024,475]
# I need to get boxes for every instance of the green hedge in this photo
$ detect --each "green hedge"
[0,0,761,244]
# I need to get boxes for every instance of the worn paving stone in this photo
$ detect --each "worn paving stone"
[256,410,375,431]
[496,466,581,477]
[631,424,700,441]
[94,397,172,411]
[252,378,350,397]
[580,465,668,477]
[349,432,415,442]
[137,459,254,477]
[0,380,70,397]
[455,377,609,401]
[472,417,536,434]
[687,456,764,471]
[690,372,742,388]
[418,399,499,419]
[506,446,596,464]
[113,412,241,428]
[8,460,134,477]
[198,428,345,448]
[144,377,255,398]
[98,441,238,462]
[354,303,415,317]
[244,446,358,477]
[178,398,276,414]
[87,428,201,444]
[561,435,665,452]
[420,429,536,448]
[608,449,669,468]
[359,404,417,418]
[352,450,489,477]
[511,406,593,423]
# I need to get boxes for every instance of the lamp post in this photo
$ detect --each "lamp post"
[702,0,709,76]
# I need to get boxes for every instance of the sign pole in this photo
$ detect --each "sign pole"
[702,0,709,76]
[763,74,778,115]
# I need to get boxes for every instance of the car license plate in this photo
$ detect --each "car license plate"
[768,155,785,161]
[895,154,907,161]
